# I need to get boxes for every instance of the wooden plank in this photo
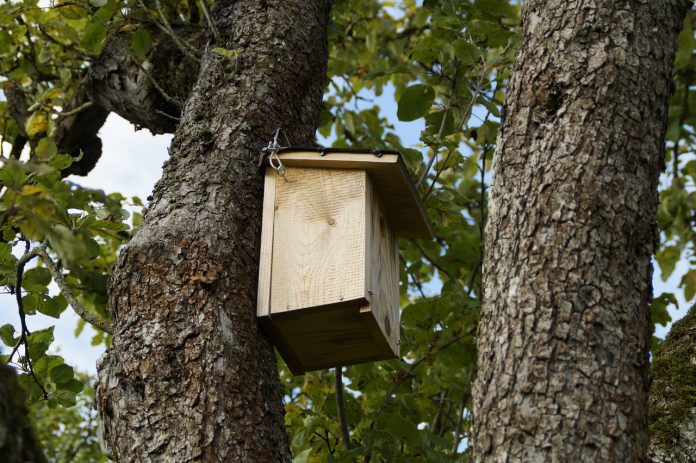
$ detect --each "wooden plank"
[257,170,277,317]
[263,150,433,239]
[258,316,306,375]
[270,305,397,374]
[365,179,400,355]
[269,167,367,313]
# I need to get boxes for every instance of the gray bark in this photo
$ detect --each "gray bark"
[649,304,696,462]
[96,0,331,461]
[89,24,202,135]
[472,1,688,461]
[0,363,47,463]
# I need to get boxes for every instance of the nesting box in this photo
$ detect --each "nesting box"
[257,149,433,374]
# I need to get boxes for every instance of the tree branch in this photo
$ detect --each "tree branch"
[34,247,113,335]
[335,367,353,450]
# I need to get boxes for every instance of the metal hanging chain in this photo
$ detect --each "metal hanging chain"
[262,128,290,181]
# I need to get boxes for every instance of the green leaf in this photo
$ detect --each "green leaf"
[212,47,241,60]
[292,449,312,463]
[25,112,48,137]
[26,327,54,362]
[655,246,681,281]
[651,293,676,328]
[0,323,16,346]
[81,21,107,55]
[410,36,446,63]
[681,269,696,301]
[0,159,26,189]
[17,373,44,403]
[47,224,82,263]
[49,153,75,171]
[50,364,74,385]
[90,0,108,6]
[60,378,84,394]
[23,293,64,318]
[130,29,152,58]
[37,47,52,64]
[397,84,435,122]
[425,110,455,137]
[387,412,421,442]
[451,39,481,64]
[35,137,58,160]
[22,267,51,291]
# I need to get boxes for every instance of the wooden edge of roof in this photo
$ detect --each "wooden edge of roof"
[262,149,434,239]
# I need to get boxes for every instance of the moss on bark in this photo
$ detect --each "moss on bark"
[649,304,696,462]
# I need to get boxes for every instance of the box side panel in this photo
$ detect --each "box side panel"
[257,170,277,317]
[366,178,401,355]
[270,167,366,313]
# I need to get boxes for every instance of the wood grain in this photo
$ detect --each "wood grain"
[256,169,277,317]
[263,305,396,374]
[269,167,367,313]
[365,177,400,355]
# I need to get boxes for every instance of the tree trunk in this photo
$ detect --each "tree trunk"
[472,1,688,461]
[96,1,331,461]
[649,304,696,462]
[0,364,47,463]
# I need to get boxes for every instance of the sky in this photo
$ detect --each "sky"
[0,89,690,375]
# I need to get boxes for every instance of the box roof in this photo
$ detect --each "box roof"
[263,148,434,239]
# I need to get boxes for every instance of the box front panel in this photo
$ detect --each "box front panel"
[270,167,366,313]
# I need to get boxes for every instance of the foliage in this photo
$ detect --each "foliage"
[0,0,147,409]
[284,0,517,460]
[29,372,109,462]
[0,0,693,461]
[655,9,696,311]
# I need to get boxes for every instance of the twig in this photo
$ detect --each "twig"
[672,77,691,184]
[36,23,89,60]
[131,56,183,108]
[34,246,113,334]
[384,332,467,399]
[400,253,426,298]
[198,0,221,43]
[422,68,491,201]
[313,430,335,455]
[450,387,471,458]
[416,86,455,189]
[410,239,455,281]
[138,0,201,62]
[14,244,47,398]
[416,60,460,189]
[56,100,93,119]
[335,367,353,450]
[431,389,447,435]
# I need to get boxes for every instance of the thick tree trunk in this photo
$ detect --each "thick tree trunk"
[0,364,47,463]
[472,1,688,462]
[96,1,331,461]
[649,304,696,462]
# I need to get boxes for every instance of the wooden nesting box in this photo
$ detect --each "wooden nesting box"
[257,149,433,374]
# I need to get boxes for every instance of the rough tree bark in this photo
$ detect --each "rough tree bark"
[649,304,696,462]
[96,1,331,461]
[89,24,202,135]
[0,363,47,463]
[472,1,688,461]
